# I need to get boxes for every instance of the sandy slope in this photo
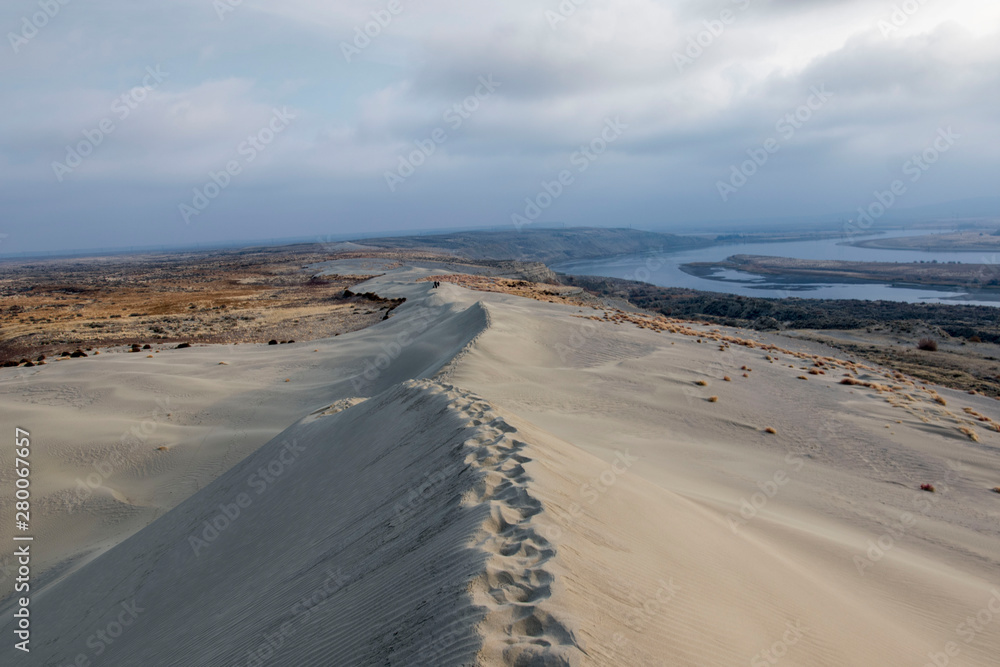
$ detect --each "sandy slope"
[0,270,484,595]
[2,261,999,666]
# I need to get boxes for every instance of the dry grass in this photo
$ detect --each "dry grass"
[421,274,591,307]
[0,248,396,363]
[959,427,980,442]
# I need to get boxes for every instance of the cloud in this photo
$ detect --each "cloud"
[0,0,998,252]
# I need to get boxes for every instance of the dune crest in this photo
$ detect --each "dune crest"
[2,265,998,666]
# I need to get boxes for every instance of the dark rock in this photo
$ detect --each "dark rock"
[70,350,88,358]
[176,342,191,349]
[268,340,278,345]
[142,344,152,349]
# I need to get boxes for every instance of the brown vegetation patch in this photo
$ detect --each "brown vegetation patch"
[0,247,402,364]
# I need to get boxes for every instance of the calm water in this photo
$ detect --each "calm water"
[552,231,1000,306]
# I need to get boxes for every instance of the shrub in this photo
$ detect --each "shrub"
[920,483,935,493]
[708,396,719,402]
[917,338,938,351]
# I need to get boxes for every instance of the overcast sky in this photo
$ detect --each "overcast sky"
[1,0,998,253]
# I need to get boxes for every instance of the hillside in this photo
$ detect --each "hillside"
[362,227,711,264]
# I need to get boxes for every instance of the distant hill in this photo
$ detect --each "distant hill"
[360,227,712,264]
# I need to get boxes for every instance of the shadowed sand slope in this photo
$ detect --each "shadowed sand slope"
[0,285,488,597]
[1,380,589,666]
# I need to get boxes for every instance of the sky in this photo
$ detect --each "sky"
[1,0,998,254]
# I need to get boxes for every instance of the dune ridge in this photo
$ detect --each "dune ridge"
[1,262,998,665]
[0,376,589,665]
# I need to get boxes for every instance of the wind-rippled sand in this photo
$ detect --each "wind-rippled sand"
[2,261,998,665]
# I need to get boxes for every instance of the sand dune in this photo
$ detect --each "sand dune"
[2,262,999,665]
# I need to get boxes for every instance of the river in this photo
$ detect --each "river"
[551,231,1000,306]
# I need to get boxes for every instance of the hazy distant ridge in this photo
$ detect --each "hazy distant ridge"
[362,227,711,264]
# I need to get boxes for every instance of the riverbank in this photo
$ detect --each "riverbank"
[686,254,1000,290]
